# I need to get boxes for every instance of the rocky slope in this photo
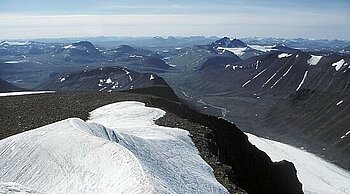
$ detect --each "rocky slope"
[181,50,350,170]
[40,66,168,92]
[0,78,23,92]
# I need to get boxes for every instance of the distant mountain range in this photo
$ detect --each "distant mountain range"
[1,36,350,170]
[1,36,350,194]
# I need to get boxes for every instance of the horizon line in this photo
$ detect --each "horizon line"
[2,35,350,42]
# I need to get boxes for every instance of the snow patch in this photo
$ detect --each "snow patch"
[4,60,29,64]
[307,55,322,66]
[60,77,66,82]
[340,131,350,139]
[247,133,350,194]
[252,69,267,79]
[255,60,260,70]
[106,78,113,84]
[296,71,308,91]
[99,87,107,91]
[336,100,344,106]
[262,72,277,87]
[271,65,293,88]
[332,59,347,71]
[241,80,251,88]
[129,55,143,58]
[242,69,267,88]
[63,45,75,49]
[278,53,292,58]
[111,83,119,89]
[149,74,155,80]
[225,64,239,70]
[217,47,247,56]
[248,45,277,52]
[283,65,293,77]
[122,68,132,82]
[4,61,20,64]
[0,91,55,97]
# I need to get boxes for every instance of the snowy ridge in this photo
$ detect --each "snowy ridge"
[0,101,228,194]
[247,133,350,194]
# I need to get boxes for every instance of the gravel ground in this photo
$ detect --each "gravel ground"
[0,91,245,194]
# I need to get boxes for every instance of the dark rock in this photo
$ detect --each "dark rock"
[0,78,24,92]
[199,56,242,71]
[143,57,170,69]
[146,97,303,194]
[39,66,167,93]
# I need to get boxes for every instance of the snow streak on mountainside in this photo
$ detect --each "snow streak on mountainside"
[0,91,55,97]
[247,133,350,194]
[0,101,228,194]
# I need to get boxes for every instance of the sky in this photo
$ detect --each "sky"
[0,0,349,40]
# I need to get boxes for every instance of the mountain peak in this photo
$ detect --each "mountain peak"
[71,41,96,50]
[116,45,136,52]
[229,38,247,48]
[214,37,232,47]
[213,37,247,48]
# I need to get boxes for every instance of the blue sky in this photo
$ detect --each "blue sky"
[0,0,349,39]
